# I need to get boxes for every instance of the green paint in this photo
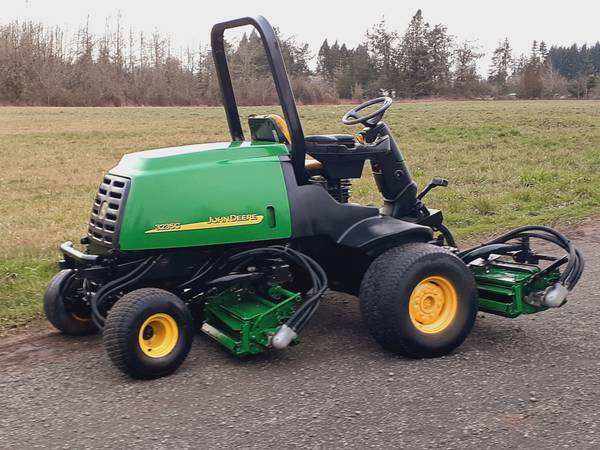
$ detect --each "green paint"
[471,261,560,318]
[202,286,302,356]
[109,141,292,250]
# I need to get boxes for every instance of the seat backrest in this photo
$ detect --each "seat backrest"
[248,114,291,144]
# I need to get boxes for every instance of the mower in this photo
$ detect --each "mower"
[43,16,584,379]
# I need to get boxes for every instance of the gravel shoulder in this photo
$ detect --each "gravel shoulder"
[1,221,599,449]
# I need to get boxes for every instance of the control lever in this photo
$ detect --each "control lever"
[417,177,448,200]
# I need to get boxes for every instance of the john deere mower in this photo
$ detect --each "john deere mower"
[43,16,584,379]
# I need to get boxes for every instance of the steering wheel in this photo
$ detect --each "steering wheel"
[341,96,393,126]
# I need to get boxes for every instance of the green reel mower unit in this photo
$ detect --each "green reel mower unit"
[202,286,302,356]
[471,260,560,318]
[461,225,583,320]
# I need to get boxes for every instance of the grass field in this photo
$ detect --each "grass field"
[1,101,600,333]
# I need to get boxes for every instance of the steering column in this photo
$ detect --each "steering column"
[342,97,418,218]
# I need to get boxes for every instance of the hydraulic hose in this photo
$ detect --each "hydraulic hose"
[458,225,584,292]
[198,245,328,346]
[90,257,158,328]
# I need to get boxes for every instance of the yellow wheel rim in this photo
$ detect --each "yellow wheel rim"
[138,313,179,358]
[71,313,91,322]
[409,276,458,334]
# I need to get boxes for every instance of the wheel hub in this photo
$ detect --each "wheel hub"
[409,276,458,334]
[138,313,179,358]
[142,326,155,340]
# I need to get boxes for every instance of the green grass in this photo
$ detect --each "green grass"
[1,101,600,333]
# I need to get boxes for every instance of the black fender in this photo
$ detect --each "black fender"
[337,215,433,256]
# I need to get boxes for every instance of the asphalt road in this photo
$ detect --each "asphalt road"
[1,226,599,449]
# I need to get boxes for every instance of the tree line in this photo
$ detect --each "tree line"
[0,10,598,106]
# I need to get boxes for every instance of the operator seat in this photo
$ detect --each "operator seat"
[248,114,323,173]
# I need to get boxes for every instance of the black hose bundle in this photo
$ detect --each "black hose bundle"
[224,245,328,333]
[178,245,328,332]
[458,225,584,291]
[90,246,328,332]
[90,256,158,329]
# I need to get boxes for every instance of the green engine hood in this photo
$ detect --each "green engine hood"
[109,141,292,251]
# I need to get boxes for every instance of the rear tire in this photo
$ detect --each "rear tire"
[44,269,96,336]
[103,288,193,379]
[360,243,477,358]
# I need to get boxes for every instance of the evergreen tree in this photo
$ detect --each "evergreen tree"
[575,47,597,98]
[452,41,484,96]
[366,18,398,94]
[590,42,600,74]
[316,39,332,78]
[531,40,539,62]
[398,9,433,97]
[329,40,341,72]
[549,44,581,79]
[517,41,544,98]
[427,24,452,94]
[488,38,513,94]
[278,33,312,76]
[334,43,353,97]
[339,43,350,68]
[539,41,548,63]
[230,32,257,79]
[349,44,377,97]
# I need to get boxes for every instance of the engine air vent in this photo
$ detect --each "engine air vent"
[87,174,130,248]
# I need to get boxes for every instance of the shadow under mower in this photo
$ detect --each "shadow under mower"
[43,16,584,379]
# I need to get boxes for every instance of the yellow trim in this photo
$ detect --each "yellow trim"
[71,313,91,322]
[138,313,179,358]
[408,275,458,334]
[265,114,325,173]
[146,214,264,234]
[268,114,292,144]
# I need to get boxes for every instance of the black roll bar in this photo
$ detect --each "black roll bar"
[211,16,308,184]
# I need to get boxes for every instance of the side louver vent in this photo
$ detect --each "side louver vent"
[88,174,130,247]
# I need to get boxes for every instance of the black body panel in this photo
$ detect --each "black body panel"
[281,157,377,239]
[305,135,391,180]
[338,215,432,254]
[280,157,432,254]
[363,122,419,218]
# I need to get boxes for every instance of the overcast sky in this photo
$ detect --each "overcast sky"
[4,0,600,74]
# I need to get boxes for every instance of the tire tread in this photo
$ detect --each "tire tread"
[43,270,96,336]
[360,243,477,358]
[103,288,192,379]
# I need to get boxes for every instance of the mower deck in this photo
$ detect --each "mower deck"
[202,286,303,356]
[472,260,560,317]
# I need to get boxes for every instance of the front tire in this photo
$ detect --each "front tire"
[103,288,194,379]
[44,269,96,336]
[360,243,477,358]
